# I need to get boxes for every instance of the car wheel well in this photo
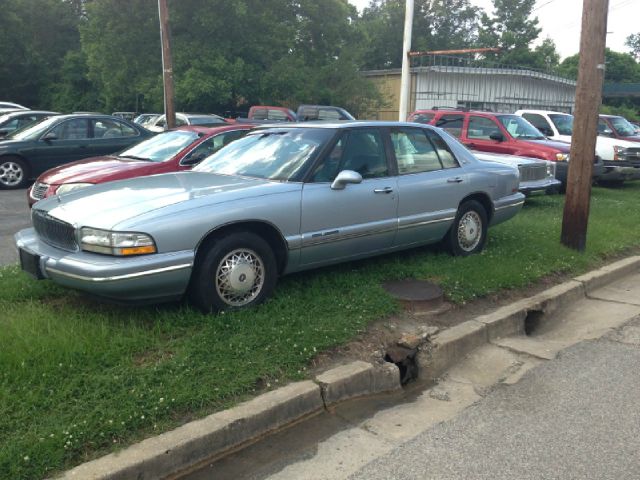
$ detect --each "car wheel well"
[0,154,30,170]
[459,193,492,222]
[194,221,288,275]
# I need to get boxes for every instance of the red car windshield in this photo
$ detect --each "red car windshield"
[119,130,200,162]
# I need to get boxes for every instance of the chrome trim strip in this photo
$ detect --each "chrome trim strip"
[45,263,193,283]
[303,226,396,248]
[495,200,525,211]
[397,216,454,231]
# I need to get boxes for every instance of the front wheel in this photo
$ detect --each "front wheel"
[0,156,29,189]
[446,200,488,256]
[189,232,278,313]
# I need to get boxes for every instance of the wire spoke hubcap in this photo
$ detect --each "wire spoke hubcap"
[0,162,23,187]
[457,211,482,251]
[215,248,264,307]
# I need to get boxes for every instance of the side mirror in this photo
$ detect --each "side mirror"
[331,170,362,190]
[42,132,58,141]
[182,152,207,166]
[489,131,504,142]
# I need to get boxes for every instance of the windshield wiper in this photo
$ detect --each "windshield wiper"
[119,154,151,161]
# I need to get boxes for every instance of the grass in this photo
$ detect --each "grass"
[1,182,640,479]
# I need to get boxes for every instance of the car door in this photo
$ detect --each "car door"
[25,118,92,175]
[463,115,516,155]
[299,128,398,267]
[392,127,467,247]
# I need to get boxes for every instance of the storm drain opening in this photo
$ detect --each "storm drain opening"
[384,346,419,386]
[524,310,545,336]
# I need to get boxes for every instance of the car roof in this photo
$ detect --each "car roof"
[412,109,511,117]
[0,110,58,118]
[516,109,569,115]
[252,120,440,130]
[174,124,254,134]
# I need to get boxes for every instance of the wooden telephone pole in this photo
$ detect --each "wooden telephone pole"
[560,0,609,251]
[158,0,176,129]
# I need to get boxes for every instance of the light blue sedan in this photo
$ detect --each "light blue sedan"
[16,122,524,312]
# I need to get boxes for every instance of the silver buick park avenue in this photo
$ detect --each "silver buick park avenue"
[16,122,525,312]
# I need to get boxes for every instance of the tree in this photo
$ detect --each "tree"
[626,33,640,61]
[559,49,640,83]
[357,0,480,70]
[478,0,542,67]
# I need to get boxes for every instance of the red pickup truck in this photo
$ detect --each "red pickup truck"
[408,108,604,185]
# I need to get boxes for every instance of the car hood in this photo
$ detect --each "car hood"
[522,139,571,152]
[35,172,297,230]
[473,151,544,166]
[39,156,156,184]
[619,135,640,142]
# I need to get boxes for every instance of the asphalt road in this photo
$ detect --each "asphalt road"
[0,188,31,266]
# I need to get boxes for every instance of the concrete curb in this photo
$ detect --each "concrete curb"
[417,257,640,382]
[57,255,639,479]
[57,363,400,480]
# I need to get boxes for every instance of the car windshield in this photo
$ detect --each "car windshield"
[498,115,545,140]
[6,115,60,140]
[549,114,574,136]
[610,117,637,137]
[194,128,333,181]
[118,130,200,162]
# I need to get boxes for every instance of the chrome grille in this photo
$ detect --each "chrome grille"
[621,148,640,165]
[32,209,78,251]
[518,164,547,182]
[31,182,49,200]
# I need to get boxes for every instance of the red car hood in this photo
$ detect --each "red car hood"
[39,156,159,184]
[523,139,571,152]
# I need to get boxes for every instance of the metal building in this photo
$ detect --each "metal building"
[362,55,577,120]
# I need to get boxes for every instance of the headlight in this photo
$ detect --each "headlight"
[613,145,626,161]
[555,153,569,162]
[80,227,157,256]
[55,183,93,195]
[545,161,556,177]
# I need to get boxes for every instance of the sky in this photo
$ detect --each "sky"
[347,0,639,60]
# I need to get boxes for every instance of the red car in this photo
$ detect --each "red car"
[598,115,640,143]
[28,124,252,206]
[408,109,604,185]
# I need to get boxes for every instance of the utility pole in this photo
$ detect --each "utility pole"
[560,0,609,251]
[158,0,176,129]
[398,0,414,122]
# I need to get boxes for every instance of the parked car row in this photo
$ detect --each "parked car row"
[16,121,524,312]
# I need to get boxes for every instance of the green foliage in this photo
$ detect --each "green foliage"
[600,104,639,123]
[559,49,640,83]
[358,0,480,70]
[626,33,640,61]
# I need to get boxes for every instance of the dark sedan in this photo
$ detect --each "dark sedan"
[0,113,153,189]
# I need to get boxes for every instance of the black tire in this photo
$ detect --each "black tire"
[189,231,278,313]
[446,200,488,256]
[0,156,29,189]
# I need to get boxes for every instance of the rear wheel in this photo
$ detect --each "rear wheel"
[0,156,29,189]
[446,200,488,256]
[189,231,278,313]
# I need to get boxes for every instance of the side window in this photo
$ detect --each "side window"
[268,109,288,121]
[435,114,464,138]
[597,119,613,136]
[93,119,137,138]
[48,119,89,140]
[175,116,188,127]
[391,128,442,174]
[309,129,389,182]
[468,116,502,140]
[522,113,552,135]
[185,130,247,164]
[426,130,460,169]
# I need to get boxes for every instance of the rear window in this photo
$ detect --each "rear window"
[409,112,435,124]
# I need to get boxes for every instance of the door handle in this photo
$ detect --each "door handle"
[447,177,463,183]
[374,187,394,194]
[464,143,476,148]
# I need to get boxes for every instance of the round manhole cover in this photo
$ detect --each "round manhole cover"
[382,279,443,311]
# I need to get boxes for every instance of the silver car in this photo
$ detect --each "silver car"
[16,122,524,312]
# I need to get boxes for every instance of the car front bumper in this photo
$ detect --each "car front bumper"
[519,177,562,195]
[15,228,194,303]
